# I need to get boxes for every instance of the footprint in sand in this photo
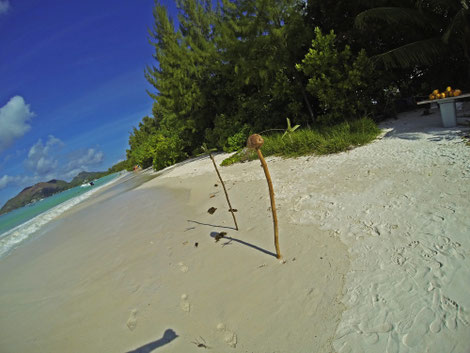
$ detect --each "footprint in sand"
[358,321,392,335]
[178,262,189,273]
[402,307,435,347]
[216,323,237,348]
[422,248,438,260]
[386,331,399,353]
[445,312,457,330]
[224,331,238,348]
[396,319,413,335]
[430,290,445,333]
[458,308,470,327]
[363,332,379,345]
[180,294,191,313]
[430,314,444,333]
[126,309,138,331]
[180,294,190,312]
[427,260,442,271]
[338,341,352,353]
[407,240,420,248]
[441,296,462,330]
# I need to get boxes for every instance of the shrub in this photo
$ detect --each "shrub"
[152,133,187,171]
[225,124,252,152]
[221,117,380,166]
[296,28,375,125]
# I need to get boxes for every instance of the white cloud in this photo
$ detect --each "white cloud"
[25,135,63,176]
[64,148,104,178]
[0,174,39,190]
[2,139,105,193]
[24,137,103,180]
[76,148,103,165]
[0,0,10,15]
[0,175,11,189]
[0,96,35,153]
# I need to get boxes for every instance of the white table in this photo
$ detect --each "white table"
[417,93,470,127]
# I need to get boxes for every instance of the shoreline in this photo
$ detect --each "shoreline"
[0,172,129,259]
[0,151,350,353]
[0,108,469,352]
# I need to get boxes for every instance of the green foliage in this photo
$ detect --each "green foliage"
[224,125,252,152]
[138,0,318,171]
[124,0,469,173]
[297,28,375,125]
[282,118,300,140]
[152,132,187,170]
[204,114,243,151]
[126,116,159,169]
[210,0,316,129]
[304,0,469,99]
[107,160,130,173]
[355,0,470,70]
[200,143,217,155]
[221,117,381,166]
[220,150,249,167]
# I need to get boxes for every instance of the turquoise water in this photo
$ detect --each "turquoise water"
[0,172,122,257]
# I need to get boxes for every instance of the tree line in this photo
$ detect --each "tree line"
[125,0,469,170]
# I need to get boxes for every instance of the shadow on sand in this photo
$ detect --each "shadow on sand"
[382,109,469,142]
[187,219,237,231]
[126,329,178,353]
[210,231,277,258]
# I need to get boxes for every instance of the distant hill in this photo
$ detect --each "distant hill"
[0,171,107,215]
[69,171,108,187]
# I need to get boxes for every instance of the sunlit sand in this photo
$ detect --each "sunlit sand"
[0,108,469,352]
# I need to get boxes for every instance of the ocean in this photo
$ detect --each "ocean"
[0,172,125,258]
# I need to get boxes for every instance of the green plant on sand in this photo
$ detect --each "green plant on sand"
[201,144,239,231]
[247,134,282,260]
[222,117,380,166]
[282,118,300,141]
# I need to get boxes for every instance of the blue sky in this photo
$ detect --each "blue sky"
[0,0,178,206]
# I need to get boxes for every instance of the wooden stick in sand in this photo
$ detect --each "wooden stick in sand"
[209,153,239,231]
[202,144,239,231]
[247,134,282,259]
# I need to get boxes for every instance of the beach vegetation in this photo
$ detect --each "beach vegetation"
[282,118,300,141]
[296,28,376,125]
[126,116,159,169]
[122,0,469,172]
[355,0,470,73]
[151,132,188,171]
[107,160,130,173]
[222,117,380,166]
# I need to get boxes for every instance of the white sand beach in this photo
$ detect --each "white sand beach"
[0,107,469,353]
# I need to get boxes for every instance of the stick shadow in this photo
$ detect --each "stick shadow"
[126,329,178,353]
[187,219,236,230]
[210,232,277,258]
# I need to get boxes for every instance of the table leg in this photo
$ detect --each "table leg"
[438,101,457,127]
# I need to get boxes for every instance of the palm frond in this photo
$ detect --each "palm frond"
[416,0,462,12]
[356,0,391,8]
[442,7,470,43]
[355,7,440,31]
[374,37,445,68]
[463,0,469,11]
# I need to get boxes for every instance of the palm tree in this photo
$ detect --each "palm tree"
[355,0,470,73]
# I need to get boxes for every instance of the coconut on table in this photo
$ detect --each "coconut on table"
[417,89,470,128]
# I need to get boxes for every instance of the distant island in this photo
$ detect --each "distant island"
[0,171,109,215]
